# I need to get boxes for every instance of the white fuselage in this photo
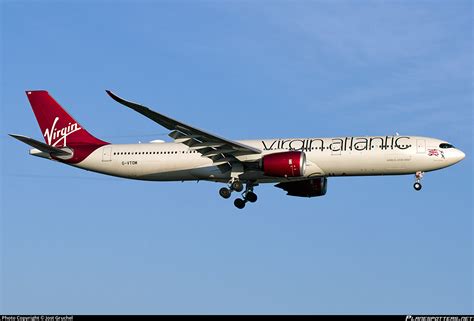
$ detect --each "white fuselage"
[58,135,464,183]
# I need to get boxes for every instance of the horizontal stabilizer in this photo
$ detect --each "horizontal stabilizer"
[9,134,72,156]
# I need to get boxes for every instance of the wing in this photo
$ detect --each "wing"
[106,90,261,168]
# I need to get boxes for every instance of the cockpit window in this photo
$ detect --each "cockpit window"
[439,143,454,149]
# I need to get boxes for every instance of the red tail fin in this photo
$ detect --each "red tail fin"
[26,90,107,147]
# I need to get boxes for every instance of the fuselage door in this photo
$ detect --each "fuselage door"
[416,139,426,154]
[102,146,112,162]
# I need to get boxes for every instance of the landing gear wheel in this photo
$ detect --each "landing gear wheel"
[231,180,244,192]
[414,182,422,191]
[219,187,231,199]
[234,198,246,209]
[245,191,258,203]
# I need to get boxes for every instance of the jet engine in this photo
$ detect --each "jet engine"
[262,151,306,177]
[275,177,328,197]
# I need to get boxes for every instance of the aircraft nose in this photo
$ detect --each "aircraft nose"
[453,149,465,163]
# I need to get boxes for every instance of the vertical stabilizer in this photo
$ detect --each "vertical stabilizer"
[26,90,107,147]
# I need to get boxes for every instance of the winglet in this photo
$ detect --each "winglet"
[106,90,132,107]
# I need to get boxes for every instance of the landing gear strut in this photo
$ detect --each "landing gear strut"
[233,182,258,209]
[219,180,258,209]
[413,171,424,191]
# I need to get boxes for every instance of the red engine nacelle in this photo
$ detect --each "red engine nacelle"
[275,178,328,198]
[262,151,306,177]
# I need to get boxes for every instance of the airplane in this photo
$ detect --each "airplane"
[10,90,465,209]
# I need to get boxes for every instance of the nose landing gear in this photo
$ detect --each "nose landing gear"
[413,171,424,191]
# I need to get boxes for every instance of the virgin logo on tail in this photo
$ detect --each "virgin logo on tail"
[44,117,82,146]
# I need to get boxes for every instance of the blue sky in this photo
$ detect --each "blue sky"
[1,0,472,314]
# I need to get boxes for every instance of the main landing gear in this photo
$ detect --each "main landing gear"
[233,190,258,209]
[413,171,424,191]
[219,180,258,209]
